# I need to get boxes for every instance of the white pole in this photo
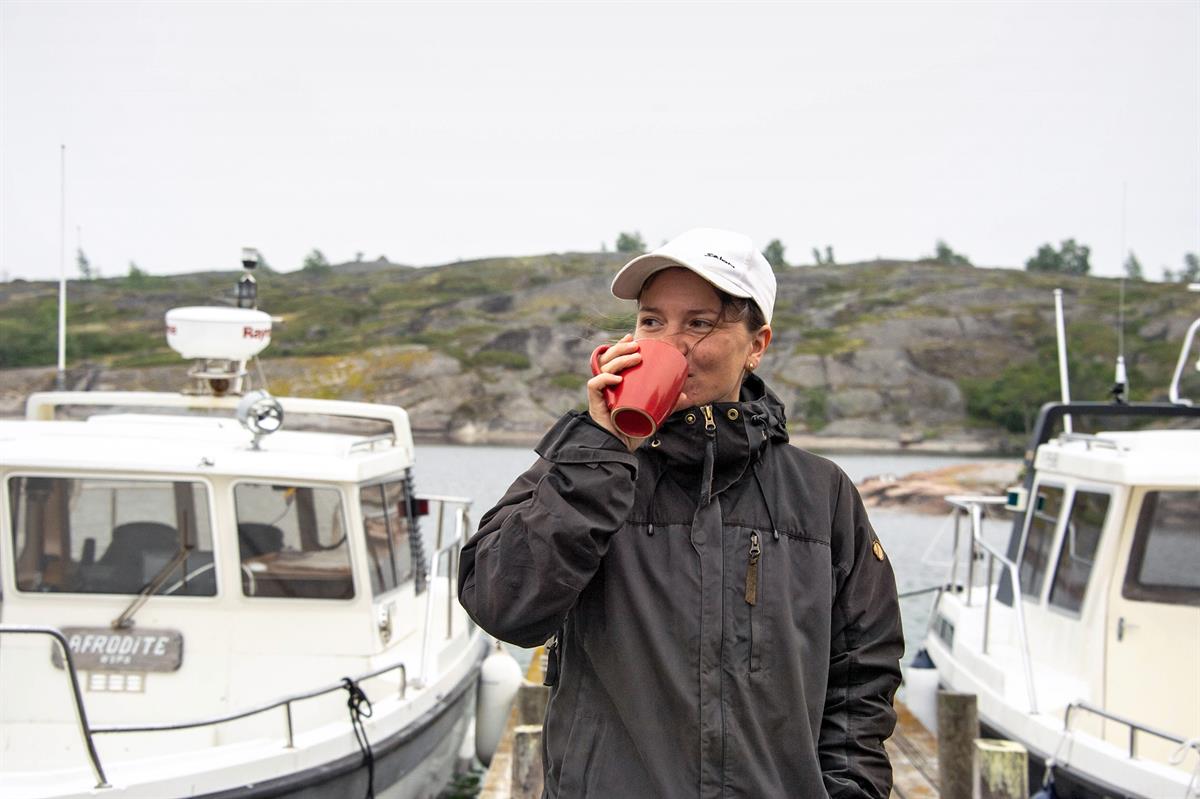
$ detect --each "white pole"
[57,144,67,388]
[1054,288,1072,434]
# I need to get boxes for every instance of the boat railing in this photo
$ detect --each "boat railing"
[0,624,411,786]
[92,660,407,740]
[0,626,109,788]
[1064,700,1199,762]
[939,495,1040,714]
[1168,316,1200,406]
[415,494,473,687]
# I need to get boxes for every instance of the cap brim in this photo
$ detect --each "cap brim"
[611,254,754,302]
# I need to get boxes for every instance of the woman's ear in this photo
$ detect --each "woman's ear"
[752,325,772,360]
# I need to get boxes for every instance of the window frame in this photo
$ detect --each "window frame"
[1122,489,1200,607]
[1016,479,1067,602]
[5,471,221,598]
[357,474,421,599]
[230,478,357,602]
[1045,484,1113,618]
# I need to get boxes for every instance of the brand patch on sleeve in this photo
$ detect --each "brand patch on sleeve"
[872,540,885,561]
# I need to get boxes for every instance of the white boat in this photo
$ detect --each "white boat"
[0,260,496,798]
[916,298,1200,798]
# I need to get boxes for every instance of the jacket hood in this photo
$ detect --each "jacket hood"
[647,374,789,503]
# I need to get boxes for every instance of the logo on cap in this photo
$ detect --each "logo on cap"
[704,252,736,269]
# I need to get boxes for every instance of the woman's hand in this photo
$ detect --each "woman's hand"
[587,334,644,451]
[587,334,690,451]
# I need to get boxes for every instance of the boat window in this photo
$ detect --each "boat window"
[1122,490,1200,607]
[7,476,215,596]
[234,483,354,600]
[360,479,418,596]
[1018,484,1065,599]
[1047,490,1109,613]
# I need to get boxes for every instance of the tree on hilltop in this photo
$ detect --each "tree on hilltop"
[76,248,95,280]
[1123,252,1144,281]
[763,239,788,271]
[616,232,646,253]
[1181,253,1200,283]
[929,240,972,267]
[1025,239,1091,275]
[812,246,836,266]
[302,248,331,273]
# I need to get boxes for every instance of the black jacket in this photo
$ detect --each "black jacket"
[459,376,903,798]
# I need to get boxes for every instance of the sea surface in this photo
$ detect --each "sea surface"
[415,444,1014,674]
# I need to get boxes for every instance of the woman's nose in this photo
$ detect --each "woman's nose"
[663,331,690,356]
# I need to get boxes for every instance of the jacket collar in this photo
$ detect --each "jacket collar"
[645,374,789,503]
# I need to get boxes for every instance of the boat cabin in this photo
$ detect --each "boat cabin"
[0,391,476,785]
[925,401,1200,798]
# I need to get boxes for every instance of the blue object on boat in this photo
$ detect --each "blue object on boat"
[909,647,935,669]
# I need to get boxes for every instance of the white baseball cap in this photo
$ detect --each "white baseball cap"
[610,228,776,324]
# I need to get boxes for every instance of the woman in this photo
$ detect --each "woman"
[459,228,903,798]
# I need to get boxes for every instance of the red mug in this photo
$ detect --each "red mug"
[590,339,688,438]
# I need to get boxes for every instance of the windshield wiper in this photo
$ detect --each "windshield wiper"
[111,546,191,629]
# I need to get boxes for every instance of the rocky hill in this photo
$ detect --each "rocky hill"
[3,254,1198,451]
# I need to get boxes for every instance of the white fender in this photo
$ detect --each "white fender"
[903,663,940,735]
[475,641,523,766]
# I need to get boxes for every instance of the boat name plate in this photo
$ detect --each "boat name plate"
[50,627,183,672]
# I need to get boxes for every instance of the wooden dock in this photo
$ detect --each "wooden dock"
[482,649,942,799]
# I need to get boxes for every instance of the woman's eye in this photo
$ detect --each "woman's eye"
[690,318,715,330]
[638,317,661,329]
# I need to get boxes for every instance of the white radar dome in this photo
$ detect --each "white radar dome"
[166,307,273,361]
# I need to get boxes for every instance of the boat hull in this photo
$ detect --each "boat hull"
[978,718,1145,799]
[200,642,484,799]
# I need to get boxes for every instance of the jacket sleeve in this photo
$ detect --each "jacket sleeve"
[820,471,904,799]
[457,411,639,648]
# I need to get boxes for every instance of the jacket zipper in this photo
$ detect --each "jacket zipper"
[746,531,762,672]
[701,404,716,435]
[744,531,760,605]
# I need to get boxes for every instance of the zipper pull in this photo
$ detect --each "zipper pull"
[745,532,761,605]
[701,405,716,436]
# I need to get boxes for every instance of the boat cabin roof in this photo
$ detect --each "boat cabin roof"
[1035,429,1200,487]
[3,392,417,484]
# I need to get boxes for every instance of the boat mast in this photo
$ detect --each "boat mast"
[1054,288,1072,434]
[56,143,67,389]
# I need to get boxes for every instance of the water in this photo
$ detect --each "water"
[415,443,1014,669]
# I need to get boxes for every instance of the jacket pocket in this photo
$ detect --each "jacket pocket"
[558,713,603,797]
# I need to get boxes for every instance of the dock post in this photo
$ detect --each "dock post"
[516,680,550,726]
[512,725,544,799]
[937,691,978,799]
[973,739,1028,799]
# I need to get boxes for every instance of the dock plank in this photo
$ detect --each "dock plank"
[888,700,941,798]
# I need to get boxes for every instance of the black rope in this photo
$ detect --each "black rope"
[341,677,375,799]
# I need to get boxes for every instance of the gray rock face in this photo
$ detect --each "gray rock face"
[4,256,1195,454]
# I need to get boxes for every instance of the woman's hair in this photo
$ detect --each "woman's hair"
[715,291,768,332]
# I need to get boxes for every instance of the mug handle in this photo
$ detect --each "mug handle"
[589,344,622,408]
[589,344,609,376]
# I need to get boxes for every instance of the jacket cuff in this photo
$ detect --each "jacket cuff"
[535,411,639,472]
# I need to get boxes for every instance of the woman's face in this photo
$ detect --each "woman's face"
[635,268,771,407]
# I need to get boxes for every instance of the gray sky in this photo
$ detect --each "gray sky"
[2,0,1197,282]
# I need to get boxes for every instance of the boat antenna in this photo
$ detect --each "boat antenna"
[56,143,67,390]
[1112,277,1128,404]
[1054,288,1073,434]
[1112,182,1129,404]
